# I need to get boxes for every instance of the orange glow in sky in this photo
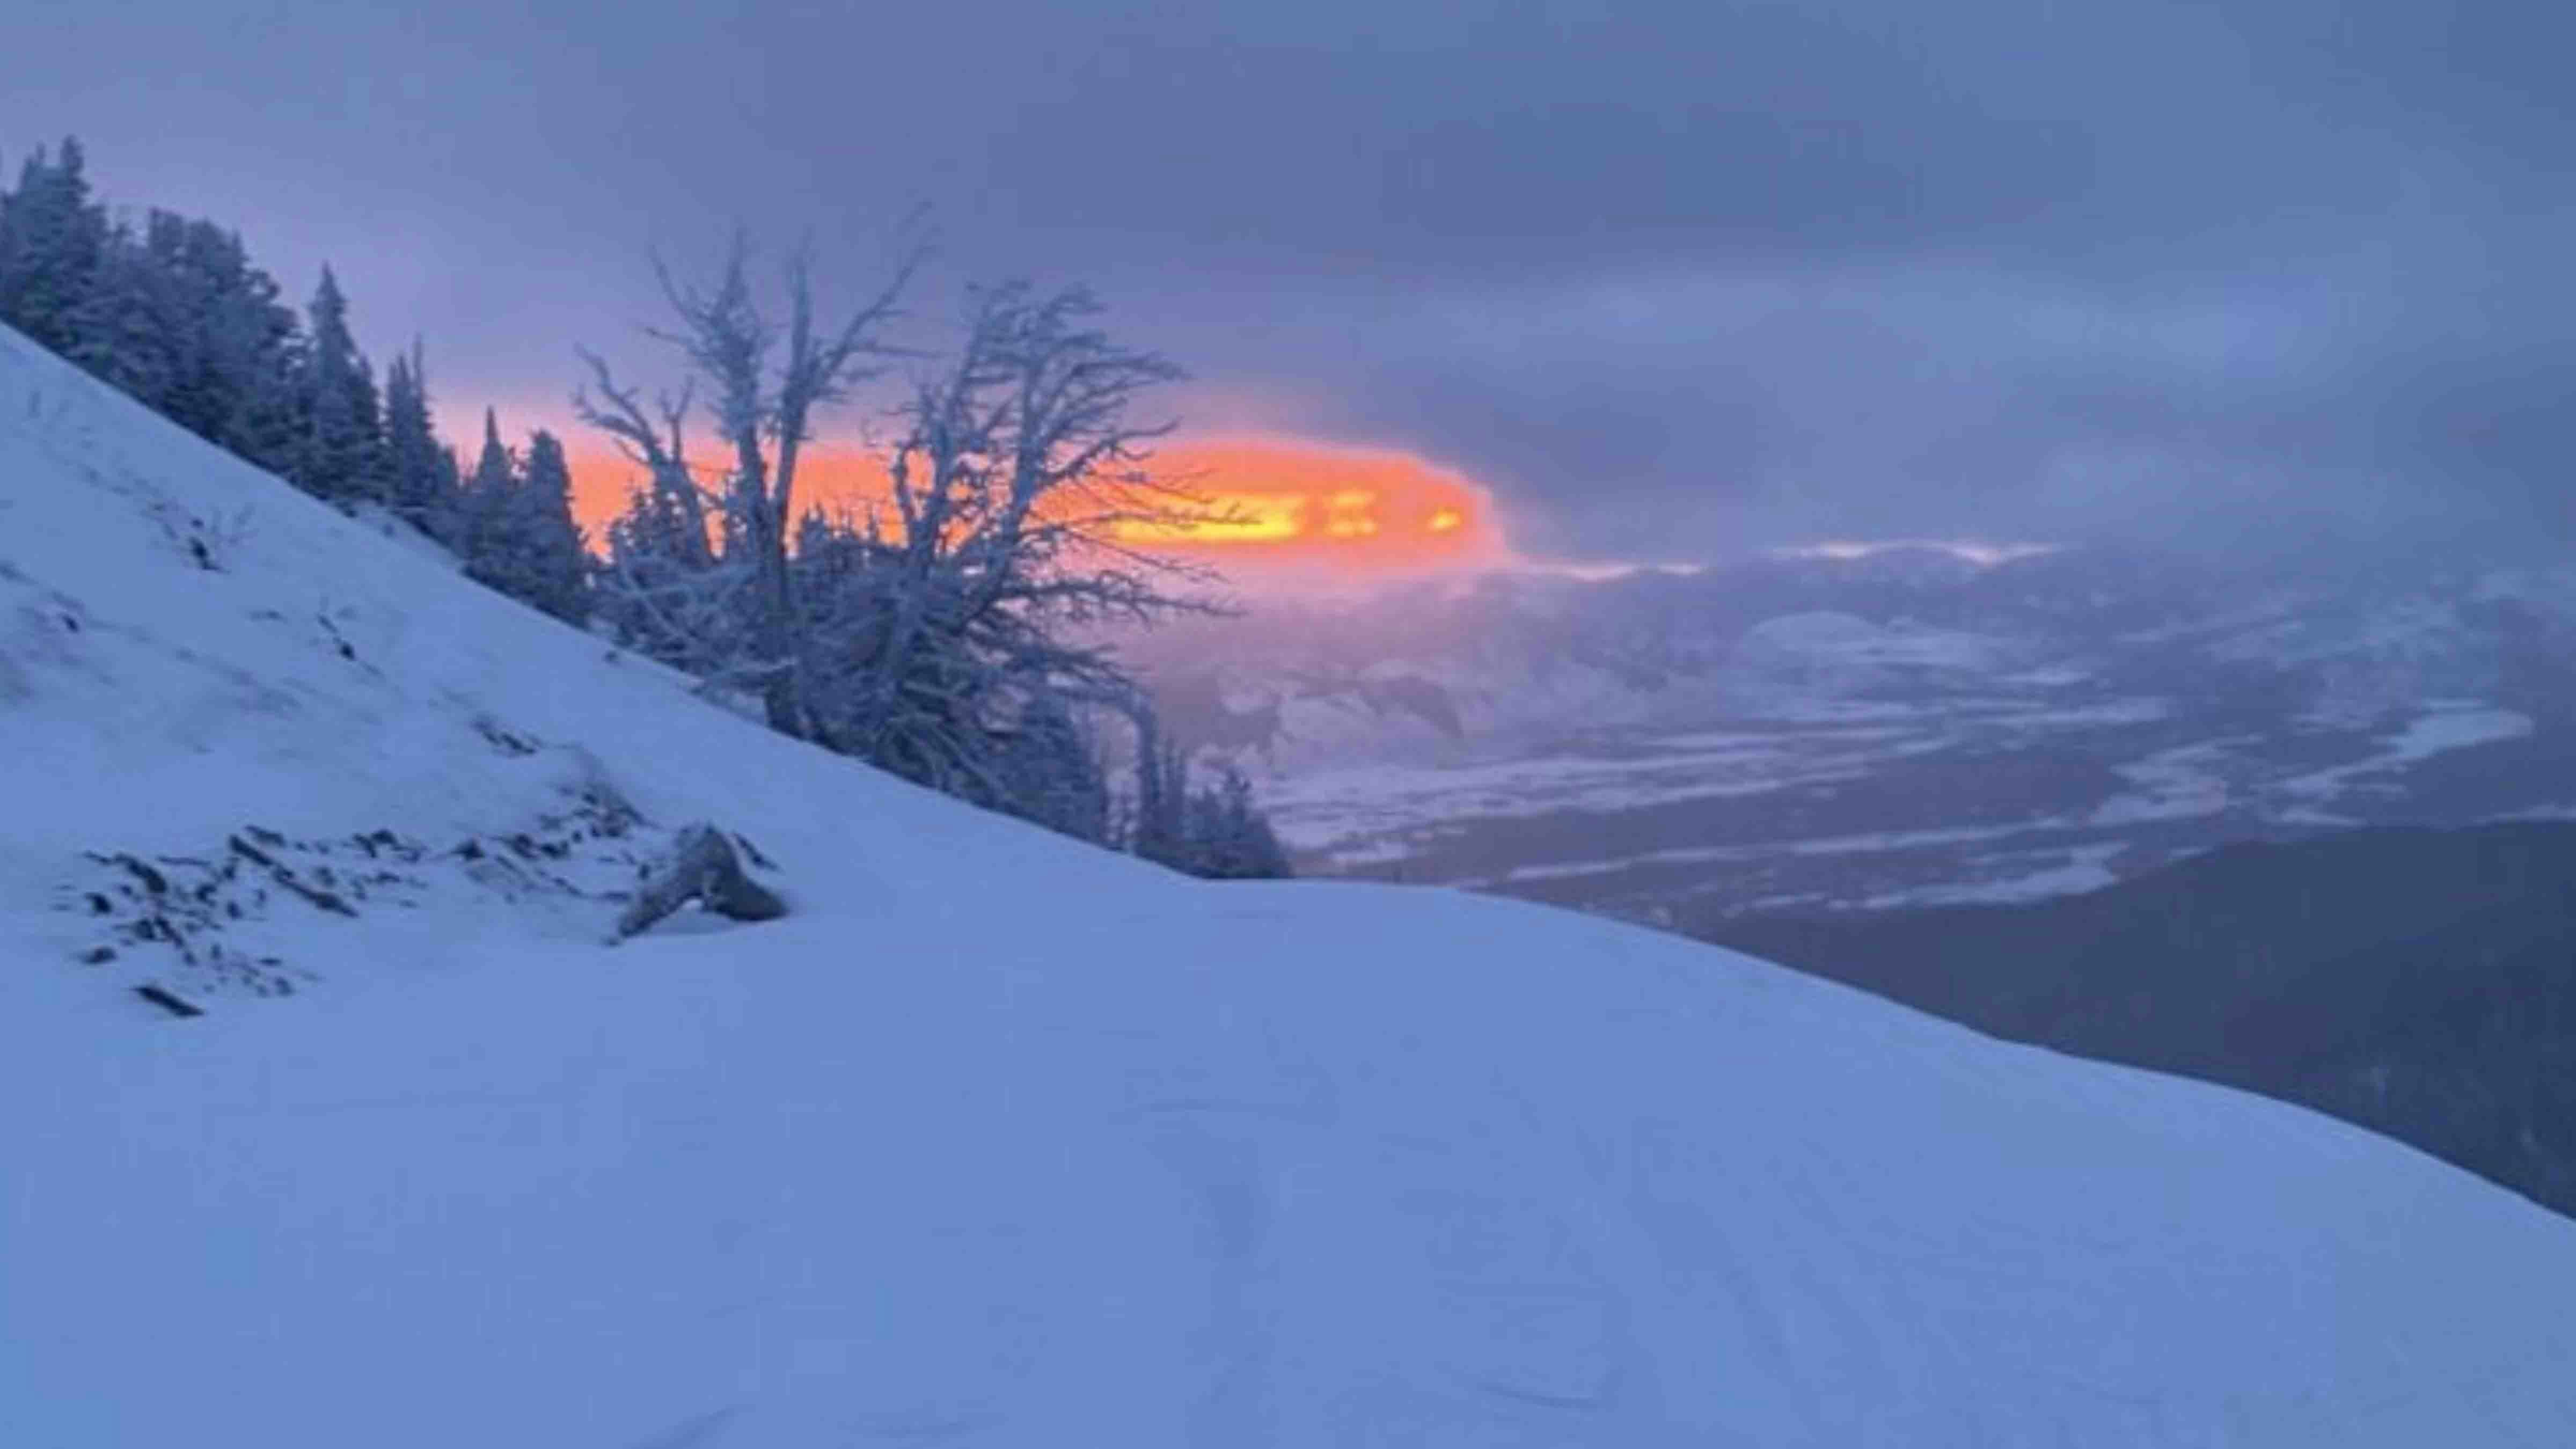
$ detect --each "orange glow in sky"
[565,436,1510,579]
[1102,443,1507,573]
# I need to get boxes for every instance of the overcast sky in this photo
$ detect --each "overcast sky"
[8,1,2569,564]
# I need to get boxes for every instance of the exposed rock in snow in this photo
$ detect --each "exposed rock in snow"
[612,822,789,941]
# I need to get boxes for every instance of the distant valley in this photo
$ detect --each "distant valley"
[1132,544,2576,925]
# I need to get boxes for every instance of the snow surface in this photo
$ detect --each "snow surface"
[1260,730,1891,860]
[1861,841,2131,909]
[1734,611,2011,677]
[2088,739,2253,827]
[2281,702,2535,801]
[8,323,2576,1445]
[1479,821,2073,891]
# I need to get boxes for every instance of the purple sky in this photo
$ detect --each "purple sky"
[8,1,2571,564]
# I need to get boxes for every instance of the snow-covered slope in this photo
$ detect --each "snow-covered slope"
[5,322,2575,1446]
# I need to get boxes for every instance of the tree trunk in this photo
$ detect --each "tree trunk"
[756,537,800,736]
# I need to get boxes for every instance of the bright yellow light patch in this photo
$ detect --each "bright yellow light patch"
[1111,492,1308,544]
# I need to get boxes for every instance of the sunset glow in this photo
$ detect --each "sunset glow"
[565,436,1511,579]
[1104,442,1506,572]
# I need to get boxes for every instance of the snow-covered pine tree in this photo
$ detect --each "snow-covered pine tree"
[444,413,594,625]
[0,140,411,510]
[0,138,109,356]
[987,692,1114,844]
[1183,765,1292,880]
[458,407,518,587]
[1129,707,1190,867]
[513,429,592,626]
[382,343,463,544]
[1123,720,1291,880]
[294,266,391,506]
[165,216,304,480]
[63,212,181,412]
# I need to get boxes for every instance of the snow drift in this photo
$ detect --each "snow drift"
[4,320,2574,1446]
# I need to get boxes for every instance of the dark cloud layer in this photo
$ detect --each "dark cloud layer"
[7,1,2569,561]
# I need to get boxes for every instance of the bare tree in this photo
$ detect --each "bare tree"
[577,353,748,685]
[580,232,916,734]
[576,350,707,565]
[577,241,1278,865]
[815,281,1224,800]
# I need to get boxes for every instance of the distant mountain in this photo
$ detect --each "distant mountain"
[1146,543,2576,764]
[1710,822,2576,1218]
[1137,546,2576,924]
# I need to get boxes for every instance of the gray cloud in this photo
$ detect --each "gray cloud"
[5,1,2568,562]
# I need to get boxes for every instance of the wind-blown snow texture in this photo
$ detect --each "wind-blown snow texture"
[4,322,2575,1445]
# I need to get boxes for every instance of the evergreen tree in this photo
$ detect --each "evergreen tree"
[1124,714,1291,879]
[0,138,108,355]
[295,266,390,504]
[459,406,517,583]
[167,216,304,479]
[453,413,592,623]
[383,342,463,542]
[990,694,1112,843]
[1130,709,1190,867]
[512,429,592,626]
[1183,766,1293,880]
[0,140,390,508]
[64,212,179,409]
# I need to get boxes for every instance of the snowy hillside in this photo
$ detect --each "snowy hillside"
[6,320,2576,1445]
